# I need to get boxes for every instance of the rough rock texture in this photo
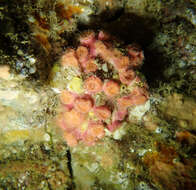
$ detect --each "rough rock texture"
[0,142,72,189]
[0,0,196,189]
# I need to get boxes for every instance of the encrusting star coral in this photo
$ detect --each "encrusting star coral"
[56,30,149,146]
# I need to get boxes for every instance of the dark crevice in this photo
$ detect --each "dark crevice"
[67,149,75,190]
[77,13,165,88]
[141,49,169,88]
[95,6,125,23]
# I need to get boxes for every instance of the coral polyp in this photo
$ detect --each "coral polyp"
[103,80,120,97]
[56,30,149,146]
[84,76,103,94]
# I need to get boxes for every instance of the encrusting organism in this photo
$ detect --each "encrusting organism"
[56,30,149,146]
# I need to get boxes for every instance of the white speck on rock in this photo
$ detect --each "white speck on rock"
[138,149,148,156]
[129,100,150,121]
[0,89,19,100]
[44,133,51,141]
[112,123,127,140]
[51,87,61,94]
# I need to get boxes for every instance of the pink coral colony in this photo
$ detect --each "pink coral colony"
[57,30,149,146]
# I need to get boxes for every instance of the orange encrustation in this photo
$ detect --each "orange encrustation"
[119,69,136,85]
[117,96,134,109]
[60,90,75,105]
[79,30,96,46]
[103,80,120,97]
[88,122,105,139]
[84,59,98,73]
[131,85,149,99]
[61,49,79,68]
[107,121,121,132]
[63,109,86,127]
[112,109,127,122]
[74,97,93,113]
[76,45,89,63]
[98,30,111,41]
[130,94,148,106]
[94,40,111,59]
[112,48,123,57]
[84,76,103,94]
[63,5,82,20]
[63,132,78,147]
[83,134,95,146]
[56,113,66,130]
[83,122,105,145]
[94,106,111,120]
[114,56,130,71]
[56,30,149,146]
[127,45,144,67]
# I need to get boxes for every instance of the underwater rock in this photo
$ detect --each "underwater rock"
[0,70,55,144]
[159,93,196,131]
[0,142,72,189]
[0,70,72,188]
[0,0,196,189]
[143,142,196,190]
[52,30,149,147]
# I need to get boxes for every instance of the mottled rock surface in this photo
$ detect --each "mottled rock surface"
[0,0,196,189]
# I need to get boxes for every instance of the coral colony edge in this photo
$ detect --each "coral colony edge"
[56,30,149,147]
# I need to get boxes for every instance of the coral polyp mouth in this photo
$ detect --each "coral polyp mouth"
[56,30,149,146]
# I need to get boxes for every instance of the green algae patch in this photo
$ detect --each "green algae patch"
[3,130,30,143]
[49,62,82,93]
[1,128,48,144]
